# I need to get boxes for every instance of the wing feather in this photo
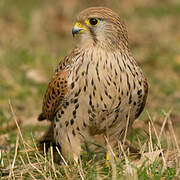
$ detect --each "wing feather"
[38,55,71,121]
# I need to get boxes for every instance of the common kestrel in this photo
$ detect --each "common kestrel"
[38,7,148,162]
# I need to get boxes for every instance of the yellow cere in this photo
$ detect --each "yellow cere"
[75,22,85,29]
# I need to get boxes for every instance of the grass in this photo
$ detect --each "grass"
[0,108,179,179]
[0,0,180,179]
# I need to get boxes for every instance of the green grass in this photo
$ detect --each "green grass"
[0,0,180,179]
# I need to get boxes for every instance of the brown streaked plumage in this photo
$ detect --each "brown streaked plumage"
[38,7,148,161]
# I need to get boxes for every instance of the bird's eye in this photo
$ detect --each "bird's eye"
[89,18,99,26]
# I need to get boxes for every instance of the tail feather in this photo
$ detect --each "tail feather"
[38,113,46,121]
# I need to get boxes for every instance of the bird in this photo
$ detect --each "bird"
[38,7,148,162]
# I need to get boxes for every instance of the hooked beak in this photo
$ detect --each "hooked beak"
[72,22,86,37]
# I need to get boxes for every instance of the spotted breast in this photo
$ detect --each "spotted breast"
[38,7,148,161]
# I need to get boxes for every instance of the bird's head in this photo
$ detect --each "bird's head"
[72,7,129,51]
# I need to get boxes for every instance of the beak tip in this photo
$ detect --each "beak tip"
[72,29,77,37]
[72,28,81,37]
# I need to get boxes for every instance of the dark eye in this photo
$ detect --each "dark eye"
[89,18,98,25]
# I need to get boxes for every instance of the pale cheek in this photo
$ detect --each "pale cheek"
[75,32,94,47]
[81,32,92,41]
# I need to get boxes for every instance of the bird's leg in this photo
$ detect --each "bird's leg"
[37,122,54,152]
[57,132,82,163]
[37,122,62,163]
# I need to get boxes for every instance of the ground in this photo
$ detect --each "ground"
[0,0,180,179]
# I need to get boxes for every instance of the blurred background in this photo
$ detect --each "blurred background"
[0,0,180,140]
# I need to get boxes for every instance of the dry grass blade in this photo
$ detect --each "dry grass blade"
[0,150,4,167]
[43,143,47,172]
[50,146,57,178]
[168,116,180,154]
[8,135,19,179]
[9,100,33,169]
[9,100,48,179]
[19,155,36,180]
[9,100,24,145]
[123,110,130,146]
[77,157,85,180]
[159,112,169,140]
[148,121,153,153]
[29,162,48,180]
[119,141,138,180]
[147,112,167,170]
[56,146,68,166]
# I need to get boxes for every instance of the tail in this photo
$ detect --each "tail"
[38,113,46,121]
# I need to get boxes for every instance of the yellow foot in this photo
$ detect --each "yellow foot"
[74,154,79,165]
[105,152,109,166]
